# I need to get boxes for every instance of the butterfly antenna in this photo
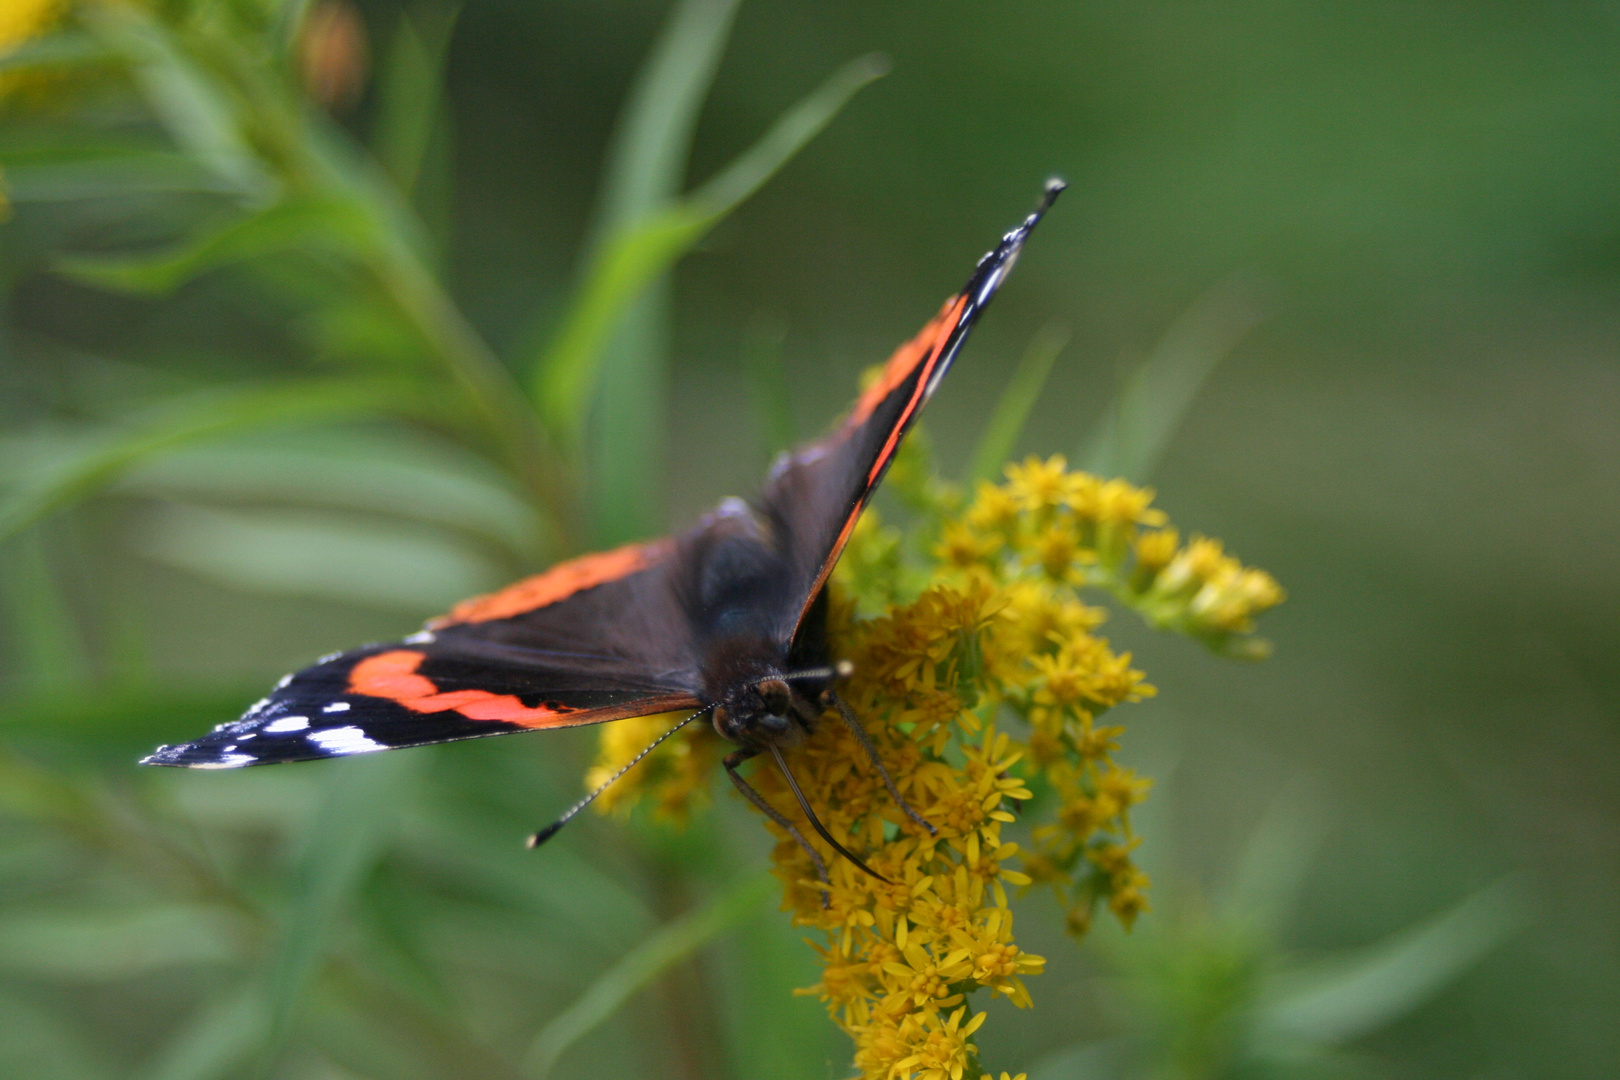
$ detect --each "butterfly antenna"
[526,706,712,849]
[767,743,893,885]
[780,660,854,684]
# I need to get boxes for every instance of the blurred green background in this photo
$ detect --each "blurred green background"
[1,1,1616,1078]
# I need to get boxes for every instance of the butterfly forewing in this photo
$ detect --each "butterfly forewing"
[144,544,703,768]
[765,181,1066,641]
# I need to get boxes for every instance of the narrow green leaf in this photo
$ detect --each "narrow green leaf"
[55,197,374,295]
[0,147,232,201]
[1217,780,1326,936]
[0,377,436,543]
[134,984,266,1080]
[120,429,543,559]
[0,529,90,689]
[134,504,506,612]
[0,905,241,980]
[532,52,888,445]
[1260,877,1528,1044]
[262,752,422,1071]
[83,5,271,197]
[681,53,888,215]
[0,989,113,1080]
[0,31,112,75]
[967,322,1070,487]
[1082,274,1267,482]
[522,871,775,1079]
[592,0,741,235]
[322,959,529,1080]
[374,5,461,199]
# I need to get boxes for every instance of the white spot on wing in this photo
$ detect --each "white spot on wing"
[404,630,435,644]
[322,702,351,713]
[244,697,272,718]
[193,753,256,769]
[263,716,310,733]
[274,674,293,690]
[318,651,342,664]
[308,726,383,755]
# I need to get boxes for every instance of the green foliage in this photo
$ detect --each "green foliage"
[1030,792,1526,1080]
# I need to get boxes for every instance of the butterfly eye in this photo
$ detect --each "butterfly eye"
[756,678,793,716]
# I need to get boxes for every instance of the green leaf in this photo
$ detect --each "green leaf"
[531,52,888,447]
[133,984,266,1080]
[119,428,543,559]
[0,989,113,1080]
[0,148,232,201]
[1260,877,1528,1044]
[967,322,1070,487]
[398,809,655,953]
[0,905,243,980]
[521,871,775,1079]
[0,529,90,690]
[262,752,422,1071]
[134,504,506,613]
[0,377,436,543]
[1082,274,1266,482]
[548,0,742,544]
[0,31,113,75]
[1217,780,1327,936]
[373,5,461,199]
[55,197,375,295]
[83,5,271,198]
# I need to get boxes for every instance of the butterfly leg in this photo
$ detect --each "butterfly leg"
[827,691,938,837]
[724,747,831,907]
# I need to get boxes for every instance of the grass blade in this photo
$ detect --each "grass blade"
[133,983,265,1080]
[133,504,505,612]
[522,871,774,1079]
[373,5,461,200]
[1082,274,1267,482]
[1261,877,1528,1044]
[967,322,1070,486]
[84,5,270,198]
[0,377,435,543]
[532,52,888,448]
[553,0,740,543]
[592,0,742,235]
[261,752,422,1072]
[55,197,374,295]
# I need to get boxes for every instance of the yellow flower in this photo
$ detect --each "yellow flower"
[589,452,1281,1079]
[0,0,59,54]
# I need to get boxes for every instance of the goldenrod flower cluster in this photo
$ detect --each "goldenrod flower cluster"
[0,0,59,55]
[588,454,1282,1079]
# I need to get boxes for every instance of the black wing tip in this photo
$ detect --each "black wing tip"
[963,178,1066,307]
[1008,177,1066,245]
[138,742,260,769]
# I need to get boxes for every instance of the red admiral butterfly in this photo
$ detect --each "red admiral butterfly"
[143,181,1064,885]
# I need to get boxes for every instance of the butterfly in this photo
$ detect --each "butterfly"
[143,180,1064,888]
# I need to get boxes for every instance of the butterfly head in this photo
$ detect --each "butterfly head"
[710,660,853,747]
[713,676,806,744]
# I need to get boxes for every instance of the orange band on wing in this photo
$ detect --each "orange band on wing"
[348,649,580,728]
[864,294,967,483]
[431,540,669,627]
[849,296,963,426]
